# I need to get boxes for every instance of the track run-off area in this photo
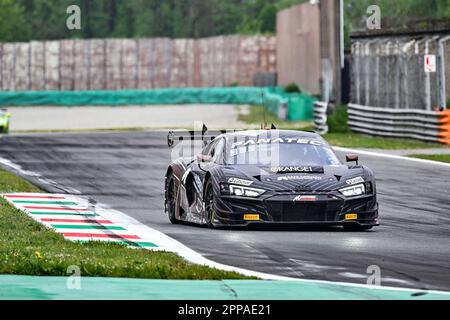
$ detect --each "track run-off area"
[0,131,449,292]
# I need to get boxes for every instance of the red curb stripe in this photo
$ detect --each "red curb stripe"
[6,195,66,199]
[62,233,141,239]
[40,218,113,224]
[24,206,89,211]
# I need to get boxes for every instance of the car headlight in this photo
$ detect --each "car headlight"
[229,185,266,197]
[339,183,365,197]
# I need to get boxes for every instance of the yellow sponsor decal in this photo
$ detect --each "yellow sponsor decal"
[244,214,260,221]
[345,213,358,220]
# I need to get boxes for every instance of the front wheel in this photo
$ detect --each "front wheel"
[166,173,178,224]
[204,180,216,229]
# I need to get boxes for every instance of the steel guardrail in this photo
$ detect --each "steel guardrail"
[348,104,450,145]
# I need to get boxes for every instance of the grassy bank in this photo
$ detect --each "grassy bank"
[0,169,41,193]
[0,168,250,279]
[407,154,450,164]
[322,133,443,150]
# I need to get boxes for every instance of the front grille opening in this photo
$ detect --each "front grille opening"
[282,203,328,222]
[266,201,336,222]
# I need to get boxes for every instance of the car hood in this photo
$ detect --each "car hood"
[222,164,369,192]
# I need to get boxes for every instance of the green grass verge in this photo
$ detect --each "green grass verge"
[323,133,445,150]
[0,168,250,279]
[0,169,41,193]
[407,154,450,164]
[238,105,445,150]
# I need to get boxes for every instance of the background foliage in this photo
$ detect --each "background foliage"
[0,0,449,42]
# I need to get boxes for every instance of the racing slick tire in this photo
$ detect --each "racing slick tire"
[204,179,217,229]
[343,225,373,232]
[166,172,179,224]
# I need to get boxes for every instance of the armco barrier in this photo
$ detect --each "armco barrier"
[0,87,315,121]
[313,101,329,134]
[348,104,450,145]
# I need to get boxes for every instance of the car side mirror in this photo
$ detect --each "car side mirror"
[346,154,359,165]
[197,154,212,162]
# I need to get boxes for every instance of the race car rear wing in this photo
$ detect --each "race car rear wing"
[167,123,278,147]
[167,124,233,147]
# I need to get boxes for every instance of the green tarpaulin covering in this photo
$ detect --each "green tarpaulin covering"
[0,87,315,121]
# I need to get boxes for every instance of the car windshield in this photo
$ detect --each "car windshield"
[227,142,340,166]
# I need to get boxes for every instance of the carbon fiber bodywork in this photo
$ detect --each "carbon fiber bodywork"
[164,130,379,228]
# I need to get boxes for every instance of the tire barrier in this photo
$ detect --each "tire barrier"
[348,104,450,145]
[313,101,329,135]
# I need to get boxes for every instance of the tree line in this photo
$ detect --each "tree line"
[0,0,449,42]
[0,0,306,42]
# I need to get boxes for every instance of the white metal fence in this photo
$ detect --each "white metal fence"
[346,35,450,145]
[351,36,450,111]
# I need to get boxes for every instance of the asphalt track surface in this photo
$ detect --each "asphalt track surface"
[1,131,449,291]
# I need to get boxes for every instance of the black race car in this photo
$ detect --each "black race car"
[164,128,379,231]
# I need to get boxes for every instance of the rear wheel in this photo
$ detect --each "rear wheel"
[204,180,216,228]
[344,225,373,232]
[166,173,178,224]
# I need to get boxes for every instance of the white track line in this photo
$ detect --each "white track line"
[334,147,450,168]
[82,199,450,295]
[2,158,450,295]
[0,157,83,194]
[4,192,450,296]
[2,193,292,280]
